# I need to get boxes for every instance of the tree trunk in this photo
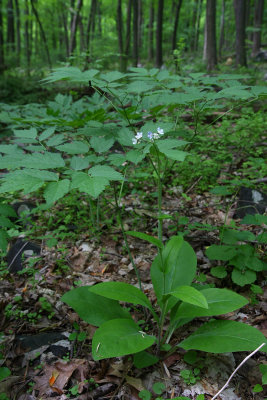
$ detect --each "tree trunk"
[218,0,225,59]
[125,0,132,56]
[252,0,264,57]
[24,0,31,74]
[60,2,69,57]
[30,0,52,70]
[148,0,154,61]
[172,0,183,51]
[117,0,124,71]
[0,0,4,73]
[156,0,164,68]
[97,0,102,37]
[7,0,15,53]
[205,0,217,71]
[233,0,247,66]
[79,15,85,52]
[133,0,138,66]
[14,0,21,65]
[190,0,198,51]
[194,0,203,52]
[86,0,97,53]
[69,0,83,56]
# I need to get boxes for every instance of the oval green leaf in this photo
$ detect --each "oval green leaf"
[61,286,131,327]
[89,282,153,311]
[167,286,208,309]
[179,320,267,353]
[174,288,248,319]
[92,318,156,360]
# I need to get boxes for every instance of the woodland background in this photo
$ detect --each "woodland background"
[0,0,266,76]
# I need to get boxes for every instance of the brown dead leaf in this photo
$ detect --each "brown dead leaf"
[33,358,88,396]
[125,375,145,392]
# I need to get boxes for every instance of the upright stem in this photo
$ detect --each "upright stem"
[113,184,142,291]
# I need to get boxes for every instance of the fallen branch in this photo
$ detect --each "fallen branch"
[211,342,266,400]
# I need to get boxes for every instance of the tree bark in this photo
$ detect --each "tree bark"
[60,2,69,57]
[190,0,198,51]
[69,0,83,56]
[194,0,203,52]
[233,0,247,66]
[24,0,31,74]
[252,0,264,57]
[156,0,164,68]
[0,0,4,73]
[7,0,15,53]
[205,0,217,71]
[30,0,52,70]
[148,0,154,61]
[133,0,138,66]
[117,0,124,70]
[172,0,183,51]
[14,0,21,64]
[218,0,225,59]
[86,0,97,53]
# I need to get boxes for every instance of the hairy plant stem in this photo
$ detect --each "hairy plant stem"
[113,184,142,291]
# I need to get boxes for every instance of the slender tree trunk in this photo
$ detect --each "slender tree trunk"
[60,3,69,57]
[133,0,138,66]
[14,0,21,65]
[246,0,253,43]
[233,0,247,66]
[252,0,264,57]
[7,0,15,53]
[0,0,4,73]
[79,15,85,53]
[24,0,31,74]
[218,0,225,59]
[156,0,164,68]
[206,0,217,71]
[190,0,198,51]
[148,0,154,61]
[138,0,142,50]
[86,0,97,53]
[194,0,203,52]
[69,0,83,56]
[117,0,124,71]
[121,0,132,71]
[97,0,102,37]
[172,0,183,51]
[30,0,52,69]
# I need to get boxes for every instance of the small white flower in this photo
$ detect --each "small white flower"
[153,133,160,140]
[147,131,153,140]
[132,138,137,145]
[136,131,143,140]
[157,127,164,135]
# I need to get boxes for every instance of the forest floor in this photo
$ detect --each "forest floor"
[0,75,266,400]
[0,179,266,400]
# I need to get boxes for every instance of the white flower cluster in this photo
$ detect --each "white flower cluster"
[132,127,164,145]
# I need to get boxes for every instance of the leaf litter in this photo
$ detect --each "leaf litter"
[0,178,266,400]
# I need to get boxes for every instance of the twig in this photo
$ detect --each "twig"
[211,342,266,400]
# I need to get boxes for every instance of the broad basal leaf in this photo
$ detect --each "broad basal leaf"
[92,319,156,360]
[61,286,131,327]
[167,286,208,309]
[174,288,248,320]
[89,282,154,311]
[179,320,267,353]
[151,236,197,310]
